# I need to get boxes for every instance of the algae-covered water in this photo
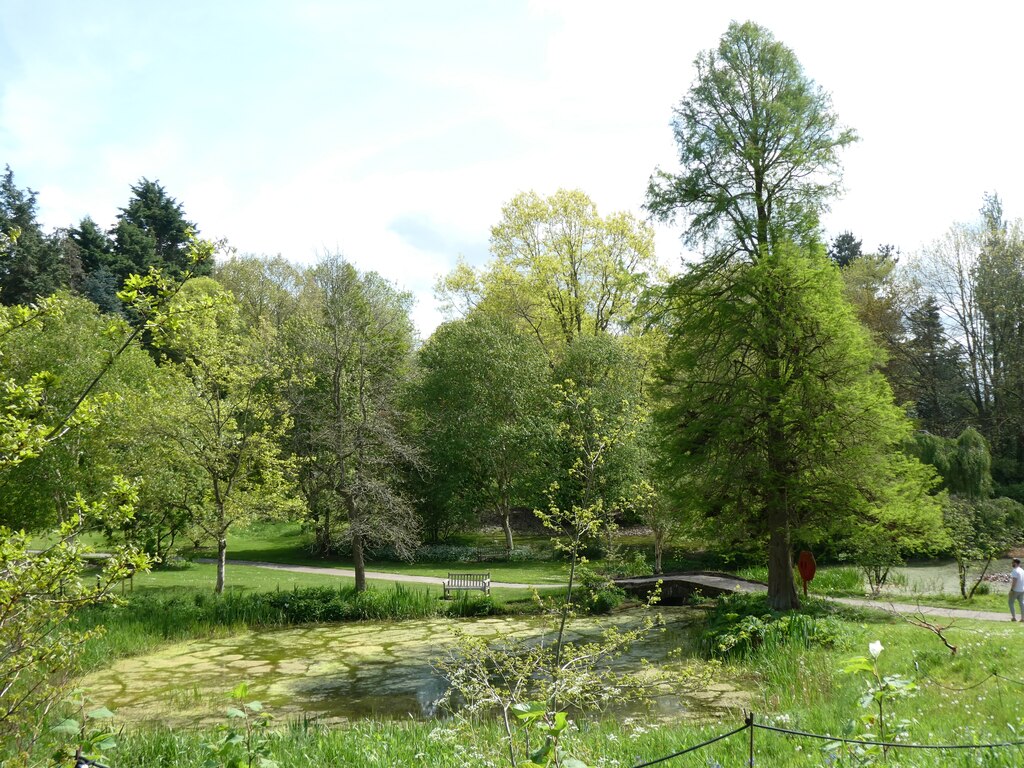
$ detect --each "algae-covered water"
[83,608,746,725]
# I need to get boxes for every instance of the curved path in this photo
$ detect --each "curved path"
[201,560,1017,621]
[198,558,559,590]
[617,572,1021,623]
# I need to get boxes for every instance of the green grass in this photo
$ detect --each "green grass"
[123,561,542,606]
[193,521,573,584]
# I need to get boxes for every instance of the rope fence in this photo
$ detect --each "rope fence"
[629,712,1024,768]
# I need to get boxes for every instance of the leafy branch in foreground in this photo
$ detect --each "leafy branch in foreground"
[0,234,216,760]
[435,382,716,768]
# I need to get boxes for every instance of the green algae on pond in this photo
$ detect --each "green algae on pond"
[82,608,747,726]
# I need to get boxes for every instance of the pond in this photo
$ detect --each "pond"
[82,607,747,726]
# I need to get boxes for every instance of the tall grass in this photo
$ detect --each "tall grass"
[734,564,864,594]
[58,712,1024,768]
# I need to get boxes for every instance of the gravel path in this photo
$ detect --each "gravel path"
[198,558,557,590]
[617,572,1019,623]
[188,560,1022,621]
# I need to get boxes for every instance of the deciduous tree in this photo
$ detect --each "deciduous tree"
[646,21,857,262]
[414,314,552,548]
[285,256,419,589]
[159,278,294,594]
[655,243,941,609]
[438,189,659,357]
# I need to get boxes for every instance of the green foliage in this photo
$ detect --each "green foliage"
[0,252,216,752]
[574,567,625,614]
[110,178,206,282]
[51,690,118,766]
[413,314,553,547]
[0,294,187,533]
[944,496,1024,598]
[646,21,857,258]
[282,255,419,585]
[656,241,941,610]
[903,296,967,435]
[701,593,842,659]
[835,642,917,761]
[907,427,993,500]
[158,278,296,593]
[203,683,277,768]
[0,501,150,753]
[645,21,871,610]
[0,166,67,306]
[438,189,660,351]
[433,386,690,768]
[828,231,864,268]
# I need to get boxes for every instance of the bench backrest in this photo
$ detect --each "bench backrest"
[447,572,490,587]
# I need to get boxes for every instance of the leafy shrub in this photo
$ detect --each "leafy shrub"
[575,567,625,614]
[601,550,653,578]
[700,592,842,659]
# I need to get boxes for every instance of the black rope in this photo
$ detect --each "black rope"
[754,722,1024,750]
[630,723,749,767]
[994,673,1024,688]
[919,671,996,692]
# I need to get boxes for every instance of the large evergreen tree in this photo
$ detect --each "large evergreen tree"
[0,166,67,305]
[904,296,967,434]
[645,22,935,609]
[110,178,209,281]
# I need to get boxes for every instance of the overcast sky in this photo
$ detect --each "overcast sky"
[2,1,1022,335]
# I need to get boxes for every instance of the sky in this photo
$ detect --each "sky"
[2,1,1023,336]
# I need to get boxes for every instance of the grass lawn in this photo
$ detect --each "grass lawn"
[195,522,573,584]
[126,561,541,604]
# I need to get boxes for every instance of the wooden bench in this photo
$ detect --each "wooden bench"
[444,572,491,599]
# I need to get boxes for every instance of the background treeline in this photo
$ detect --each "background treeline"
[1,163,1022,590]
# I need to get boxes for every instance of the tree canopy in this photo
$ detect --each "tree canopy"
[646,21,857,262]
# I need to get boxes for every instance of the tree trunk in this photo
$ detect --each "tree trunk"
[215,537,227,595]
[967,557,992,599]
[501,508,515,556]
[352,529,366,592]
[313,502,332,556]
[654,531,664,574]
[766,505,799,610]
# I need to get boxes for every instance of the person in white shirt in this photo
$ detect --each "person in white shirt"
[1010,558,1024,621]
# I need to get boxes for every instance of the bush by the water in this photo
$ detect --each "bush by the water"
[700,592,843,659]
[575,567,626,614]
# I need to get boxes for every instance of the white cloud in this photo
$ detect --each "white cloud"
[5,2,1024,336]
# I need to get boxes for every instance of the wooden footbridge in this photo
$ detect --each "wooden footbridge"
[613,572,767,604]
